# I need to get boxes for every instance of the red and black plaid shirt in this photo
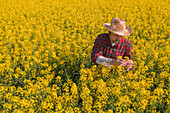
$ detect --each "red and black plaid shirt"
[91,33,133,68]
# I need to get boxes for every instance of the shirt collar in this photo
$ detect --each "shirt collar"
[109,37,122,47]
[111,43,116,46]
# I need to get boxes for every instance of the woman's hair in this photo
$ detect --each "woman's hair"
[108,30,111,36]
[108,31,121,37]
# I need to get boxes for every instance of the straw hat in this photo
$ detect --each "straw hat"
[103,18,132,36]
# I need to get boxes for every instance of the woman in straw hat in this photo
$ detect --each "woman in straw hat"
[91,18,133,71]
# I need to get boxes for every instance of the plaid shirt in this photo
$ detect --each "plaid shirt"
[91,33,133,69]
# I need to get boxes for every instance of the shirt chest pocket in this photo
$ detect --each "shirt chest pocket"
[102,46,125,59]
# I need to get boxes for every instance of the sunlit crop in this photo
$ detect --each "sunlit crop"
[0,0,169,112]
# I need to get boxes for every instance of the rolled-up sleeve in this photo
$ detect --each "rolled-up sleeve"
[96,56,112,68]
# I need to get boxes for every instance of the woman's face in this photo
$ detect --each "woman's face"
[109,31,122,43]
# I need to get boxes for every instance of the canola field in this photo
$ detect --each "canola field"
[0,0,169,112]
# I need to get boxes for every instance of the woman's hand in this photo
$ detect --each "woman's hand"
[110,58,127,67]
[124,60,133,69]
[110,59,133,69]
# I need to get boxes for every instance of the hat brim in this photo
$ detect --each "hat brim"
[103,23,132,36]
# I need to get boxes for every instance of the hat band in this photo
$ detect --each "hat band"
[111,24,126,32]
[111,28,125,32]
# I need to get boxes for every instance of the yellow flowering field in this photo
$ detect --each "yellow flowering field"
[0,0,169,112]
